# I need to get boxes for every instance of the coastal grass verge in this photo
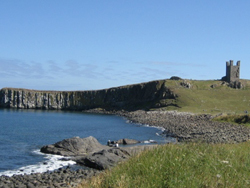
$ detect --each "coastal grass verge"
[79,142,250,188]
[213,114,250,126]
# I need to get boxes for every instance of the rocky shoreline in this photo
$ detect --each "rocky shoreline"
[0,167,99,188]
[119,110,250,143]
[2,110,250,188]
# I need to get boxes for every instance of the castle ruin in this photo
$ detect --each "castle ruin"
[225,60,240,83]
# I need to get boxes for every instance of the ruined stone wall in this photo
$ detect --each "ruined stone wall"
[0,80,175,111]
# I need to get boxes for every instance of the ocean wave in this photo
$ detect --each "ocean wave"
[0,150,76,177]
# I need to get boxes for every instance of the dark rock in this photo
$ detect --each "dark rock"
[40,135,152,172]
[60,158,71,161]
[210,84,216,88]
[180,81,191,88]
[116,138,139,145]
[229,81,244,89]
[0,79,172,111]
[75,148,131,170]
[170,76,182,80]
[40,136,108,156]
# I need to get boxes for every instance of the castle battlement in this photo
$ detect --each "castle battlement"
[226,60,240,67]
[225,60,240,82]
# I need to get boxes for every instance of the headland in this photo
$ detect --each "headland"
[1,77,250,187]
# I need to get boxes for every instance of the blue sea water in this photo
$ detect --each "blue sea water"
[0,108,173,176]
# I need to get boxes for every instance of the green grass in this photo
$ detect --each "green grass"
[79,142,250,188]
[78,79,250,188]
[214,114,250,126]
[158,79,250,114]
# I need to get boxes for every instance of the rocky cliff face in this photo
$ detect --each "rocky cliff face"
[0,80,175,111]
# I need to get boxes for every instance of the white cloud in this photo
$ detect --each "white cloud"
[0,57,208,90]
[48,60,63,73]
[0,58,46,78]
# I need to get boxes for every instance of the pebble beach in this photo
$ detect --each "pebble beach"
[121,110,250,143]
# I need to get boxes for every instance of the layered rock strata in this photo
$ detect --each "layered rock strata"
[0,80,175,111]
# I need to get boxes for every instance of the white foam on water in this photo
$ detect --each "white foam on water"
[143,124,166,132]
[142,125,178,144]
[0,150,76,177]
[142,140,157,144]
[127,120,166,132]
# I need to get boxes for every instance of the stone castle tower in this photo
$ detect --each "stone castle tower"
[225,60,240,83]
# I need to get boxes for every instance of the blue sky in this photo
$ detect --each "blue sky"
[0,1,249,90]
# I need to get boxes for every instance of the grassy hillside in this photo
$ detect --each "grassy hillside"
[78,79,250,188]
[159,79,250,114]
[79,142,250,188]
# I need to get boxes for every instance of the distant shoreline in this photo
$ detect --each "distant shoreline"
[83,108,250,143]
[113,110,250,144]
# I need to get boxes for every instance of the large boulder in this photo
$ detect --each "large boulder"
[40,136,108,156]
[40,136,157,171]
[75,148,131,170]
[116,138,140,145]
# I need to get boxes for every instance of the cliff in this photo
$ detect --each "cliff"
[2,78,250,113]
[0,80,176,111]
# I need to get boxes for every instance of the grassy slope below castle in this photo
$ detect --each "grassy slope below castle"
[78,79,250,188]
[160,79,250,114]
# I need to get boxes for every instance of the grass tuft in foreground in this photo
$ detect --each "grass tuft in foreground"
[79,142,250,188]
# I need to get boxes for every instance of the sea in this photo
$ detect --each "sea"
[0,108,175,177]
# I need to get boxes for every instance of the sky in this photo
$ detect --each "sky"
[0,0,249,91]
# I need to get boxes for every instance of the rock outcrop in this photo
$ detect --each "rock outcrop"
[40,136,154,170]
[40,136,109,156]
[75,148,131,170]
[116,138,140,145]
[0,80,175,111]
